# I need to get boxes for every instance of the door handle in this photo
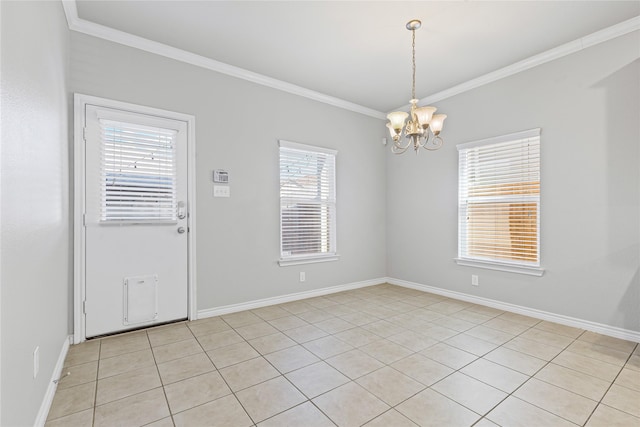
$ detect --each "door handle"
[177,227,186,234]
[177,201,186,219]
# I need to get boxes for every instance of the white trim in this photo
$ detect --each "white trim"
[278,139,338,156]
[186,116,198,322]
[456,128,541,151]
[0,1,3,422]
[60,0,77,28]
[73,94,197,342]
[73,94,85,344]
[198,276,640,342]
[387,277,640,343]
[454,258,544,277]
[34,336,72,427]
[278,255,340,267]
[457,130,542,274]
[392,16,640,111]
[61,2,384,120]
[62,1,638,119]
[279,141,338,264]
[198,278,385,319]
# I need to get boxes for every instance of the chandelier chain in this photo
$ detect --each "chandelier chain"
[411,28,416,100]
[386,19,447,155]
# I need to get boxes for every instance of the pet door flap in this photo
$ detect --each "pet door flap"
[124,275,158,325]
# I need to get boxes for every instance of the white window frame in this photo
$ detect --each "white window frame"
[278,140,338,266]
[455,128,544,276]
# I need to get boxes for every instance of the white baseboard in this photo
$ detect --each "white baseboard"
[197,276,639,343]
[198,278,386,319]
[34,335,72,427]
[387,277,640,344]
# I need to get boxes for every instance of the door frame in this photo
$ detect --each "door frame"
[73,94,197,344]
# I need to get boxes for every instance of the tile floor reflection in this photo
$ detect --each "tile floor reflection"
[47,284,639,426]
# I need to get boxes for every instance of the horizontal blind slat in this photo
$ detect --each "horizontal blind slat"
[280,145,336,258]
[459,134,540,265]
[99,119,177,222]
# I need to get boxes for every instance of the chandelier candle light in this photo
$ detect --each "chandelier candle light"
[387,19,447,154]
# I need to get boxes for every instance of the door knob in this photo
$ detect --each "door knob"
[177,227,186,234]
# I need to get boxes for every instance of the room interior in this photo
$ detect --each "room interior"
[1,1,639,425]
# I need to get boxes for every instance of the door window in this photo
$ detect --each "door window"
[100,119,178,223]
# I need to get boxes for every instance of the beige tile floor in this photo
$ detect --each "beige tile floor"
[46,284,640,427]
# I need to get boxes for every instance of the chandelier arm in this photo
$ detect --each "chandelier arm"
[416,130,431,149]
[391,140,411,154]
[424,136,444,151]
[393,137,412,151]
[391,145,410,154]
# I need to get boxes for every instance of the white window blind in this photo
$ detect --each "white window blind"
[279,140,337,263]
[100,119,177,222]
[457,129,541,274]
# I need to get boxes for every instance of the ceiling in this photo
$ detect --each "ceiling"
[74,1,639,114]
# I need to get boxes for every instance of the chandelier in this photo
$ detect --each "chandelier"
[386,20,447,154]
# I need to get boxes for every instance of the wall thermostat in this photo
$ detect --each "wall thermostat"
[213,169,229,183]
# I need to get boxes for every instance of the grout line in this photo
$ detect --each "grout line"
[582,341,639,425]
[173,319,256,425]
[145,329,176,426]
[422,312,577,424]
[417,319,526,421]
[228,310,324,425]
[59,284,639,427]
[486,329,605,426]
[195,319,258,425]
[91,339,101,427]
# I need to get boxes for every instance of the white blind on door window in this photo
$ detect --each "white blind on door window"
[100,119,177,222]
[458,129,540,266]
[280,142,336,259]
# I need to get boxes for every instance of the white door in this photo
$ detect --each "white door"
[83,104,189,337]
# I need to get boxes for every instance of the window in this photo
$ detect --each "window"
[279,140,338,266]
[456,129,543,276]
[100,119,177,222]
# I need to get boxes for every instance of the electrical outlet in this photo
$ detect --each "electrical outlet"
[33,346,39,379]
[471,275,479,286]
[300,272,306,282]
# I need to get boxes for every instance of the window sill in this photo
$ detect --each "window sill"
[454,258,544,277]
[278,255,340,267]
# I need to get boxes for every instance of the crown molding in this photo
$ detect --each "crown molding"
[60,1,386,120]
[62,2,637,120]
[392,15,640,112]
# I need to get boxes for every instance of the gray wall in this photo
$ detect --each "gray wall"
[0,1,71,425]
[1,5,637,423]
[70,32,388,311]
[388,31,640,332]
